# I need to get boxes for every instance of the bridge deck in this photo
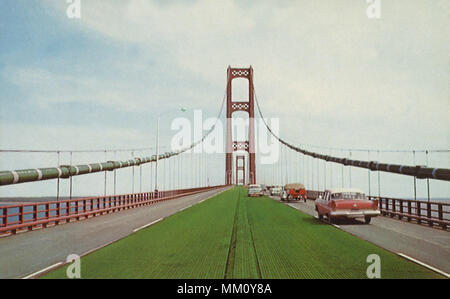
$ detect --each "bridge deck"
[38,187,443,279]
[0,187,229,279]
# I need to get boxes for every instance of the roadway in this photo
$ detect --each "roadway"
[0,187,230,279]
[271,194,450,275]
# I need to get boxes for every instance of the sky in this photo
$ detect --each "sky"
[0,0,449,198]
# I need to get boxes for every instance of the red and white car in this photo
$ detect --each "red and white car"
[314,188,380,224]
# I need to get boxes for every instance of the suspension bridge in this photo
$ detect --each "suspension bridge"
[0,66,449,279]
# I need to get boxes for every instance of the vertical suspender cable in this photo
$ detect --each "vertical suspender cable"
[114,151,117,196]
[426,150,430,202]
[368,150,371,197]
[349,151,352,188]
[150,160,152,195]
[413,150,417,201]
[139,164,142,194]
[57,151,60,201]
[310,155,312,189]
[377,150,381,197]
[70,151,73,200]
[132,151,135,194]
[317,158,319,191]
[104,150,107,196]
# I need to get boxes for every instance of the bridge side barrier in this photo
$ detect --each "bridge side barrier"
[0,185,226,237]
[372,196,449,230]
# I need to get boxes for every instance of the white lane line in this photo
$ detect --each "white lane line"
[178,205,193,213]
[396,253,450,278]
[82,239,119,256]
[133,218,163,233]
[22,262,63,279]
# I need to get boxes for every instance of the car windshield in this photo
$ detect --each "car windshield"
[331,192,366,200]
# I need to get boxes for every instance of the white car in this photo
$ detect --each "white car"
[248,184,263,197]
[270,186,283,196]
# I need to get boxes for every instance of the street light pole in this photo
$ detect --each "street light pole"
[154,108,187,197]
[155,116,160,194]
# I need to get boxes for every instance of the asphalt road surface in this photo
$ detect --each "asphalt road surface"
[0,187,230,279]
[271,194,450,275]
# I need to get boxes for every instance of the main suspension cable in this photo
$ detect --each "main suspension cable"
[253,86,450,181]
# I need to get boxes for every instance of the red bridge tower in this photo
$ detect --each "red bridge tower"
[225,66,256,185]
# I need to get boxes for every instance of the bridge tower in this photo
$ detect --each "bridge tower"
[225,66,256,185]
[235,155,246,185]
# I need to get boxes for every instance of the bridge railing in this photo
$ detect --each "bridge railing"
[0,185,226,237]
[371,196,449,230]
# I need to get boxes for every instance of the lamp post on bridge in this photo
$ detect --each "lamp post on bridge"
[154,107,187,196]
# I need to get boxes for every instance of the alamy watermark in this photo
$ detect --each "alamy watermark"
[66,0,81,19]
[170,110,280,165]
[65,1,380,21]
[66,253,81,278]
[366,0,381,19]
[366,254,381,278]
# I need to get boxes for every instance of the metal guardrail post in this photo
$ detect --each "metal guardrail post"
[399,200,403,220]
[407,201,412,222]
[19,206,24,226]
[437,204,447,230]
[427,202,432,226]
[417,202,421,224]
[44,203,50,227]
[391,199,395,217]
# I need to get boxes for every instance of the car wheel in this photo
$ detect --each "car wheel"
[327,214,334,224]
[364,217,371,224]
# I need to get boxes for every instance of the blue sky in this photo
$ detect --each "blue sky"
[0,0,449,198]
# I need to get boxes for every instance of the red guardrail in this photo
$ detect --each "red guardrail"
[371,196,449,230]
[0,185,226,237]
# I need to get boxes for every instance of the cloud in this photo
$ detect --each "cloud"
[0,123,146,153]
[42,0,449,119]
[3,66,159,112]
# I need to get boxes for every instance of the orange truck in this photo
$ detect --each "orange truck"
[282,183,307,202]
